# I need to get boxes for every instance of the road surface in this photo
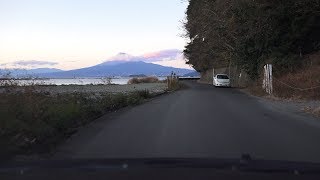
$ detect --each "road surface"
[55,81,320,163]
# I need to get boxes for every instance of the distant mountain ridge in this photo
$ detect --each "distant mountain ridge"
[1,50,195,78]
[37,61,193,78]
[0,68,63,77]
[183,71,200,77]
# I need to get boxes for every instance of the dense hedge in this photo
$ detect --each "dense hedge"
[183,0,320,79]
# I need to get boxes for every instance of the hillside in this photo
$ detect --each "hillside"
[183,71,200,77]
[37,61,193,78]
[184,0,320,79]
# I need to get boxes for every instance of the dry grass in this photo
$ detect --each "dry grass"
[245,52,320,100]
[273,66,320,100]
[245,83,268,97]
[303,106,320,117]
[312,106,320,117]
[128,77,159,84]
[272,51,320,100]
[166,76,181,91]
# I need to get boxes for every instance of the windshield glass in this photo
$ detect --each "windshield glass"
[1,0,320,177]
[217,75,229,79]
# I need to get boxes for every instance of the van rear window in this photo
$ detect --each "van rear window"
[217,75,229,79]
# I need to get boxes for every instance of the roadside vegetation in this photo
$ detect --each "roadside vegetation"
[101,77,113,85]
[0,74,183,159]
[127,76,186,91]
[166,76,184,91]
[246,53,320,100]
[0,83,151,159]
[128,77,160,84]
[183,0,320,100]
[184,0,320,78]
[273,62,320,100]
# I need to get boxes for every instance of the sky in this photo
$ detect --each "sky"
[0,0,191,70]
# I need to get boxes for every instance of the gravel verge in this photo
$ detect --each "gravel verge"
[241,89,320,118]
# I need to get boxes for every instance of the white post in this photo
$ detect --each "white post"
[269,64,273,94]
[263,64,273,95]
[267,64,270,94]
[266,65,268,93]
[268,65,270,94]
[268,64,271,94]
[212,68,215,85]
[263,65,267,90]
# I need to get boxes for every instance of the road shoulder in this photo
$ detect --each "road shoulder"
[240,88,320,126]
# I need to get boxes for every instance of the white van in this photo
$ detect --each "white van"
[213,74,230,87]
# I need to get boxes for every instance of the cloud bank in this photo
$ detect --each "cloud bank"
[1,49,192,70]
[1,60,58,68]
[104,49,191,69]
[143,49,182,62]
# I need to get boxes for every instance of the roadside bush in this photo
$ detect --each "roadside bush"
[135,90,150,99]
[167,77,181,91]
[128,77,159,84]
[0,89,153,159]
[101,77,113,85]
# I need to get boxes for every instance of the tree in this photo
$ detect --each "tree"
[184,0,320,79]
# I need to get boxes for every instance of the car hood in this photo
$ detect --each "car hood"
[2,156,320,175]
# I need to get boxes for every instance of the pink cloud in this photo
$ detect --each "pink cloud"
[104,49,183,63]
[102,49,193,69]
[143,49,182,62]
[143,52,162,59]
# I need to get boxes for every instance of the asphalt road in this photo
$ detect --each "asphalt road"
[55,81,320,163]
